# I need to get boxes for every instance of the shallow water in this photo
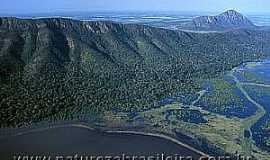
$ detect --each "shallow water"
[0,126,202,160]
[237,60,270,150]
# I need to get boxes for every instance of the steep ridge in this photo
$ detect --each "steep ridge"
[183,10,255,30]
[0,17,270,127]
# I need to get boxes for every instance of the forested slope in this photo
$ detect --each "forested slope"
[1,17,270,127]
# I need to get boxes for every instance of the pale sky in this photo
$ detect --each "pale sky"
[1,0,269,14]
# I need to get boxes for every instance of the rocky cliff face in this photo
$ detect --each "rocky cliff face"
[186,10,255,30]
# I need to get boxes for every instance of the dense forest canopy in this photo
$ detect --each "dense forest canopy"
[1,17,270,127]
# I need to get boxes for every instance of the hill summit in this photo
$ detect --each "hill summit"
[0,17,269,127]
[190,10,255,30]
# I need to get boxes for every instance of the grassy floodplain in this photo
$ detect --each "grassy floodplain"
[103,66,270,159]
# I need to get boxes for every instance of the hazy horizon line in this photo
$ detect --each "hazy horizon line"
[1,9,270,16]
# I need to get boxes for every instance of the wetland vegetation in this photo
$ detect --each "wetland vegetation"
[1,14,270,160]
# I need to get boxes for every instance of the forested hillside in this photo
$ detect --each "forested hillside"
[1,17,270,127]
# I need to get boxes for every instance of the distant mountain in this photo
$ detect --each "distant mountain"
[182,10,255,31]
[0,17,270,127]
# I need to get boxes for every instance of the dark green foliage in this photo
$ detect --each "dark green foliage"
[0,18,270,127]
[165,109,207,124]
